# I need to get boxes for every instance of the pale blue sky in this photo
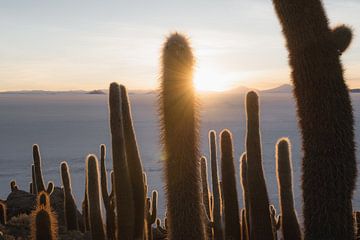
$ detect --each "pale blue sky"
[0,0,359,91]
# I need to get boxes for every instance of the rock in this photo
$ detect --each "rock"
[6,190,36,219]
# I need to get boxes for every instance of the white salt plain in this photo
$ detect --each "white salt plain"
[0,91,359,222]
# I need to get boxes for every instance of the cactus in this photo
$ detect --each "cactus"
[60,161,79,231]
[82,173,90,232]
[37,191,50,208]
[159,33,206,240]
[0,202,6,225]
[10,180,18,191]
[245,91,273,239]
[354,211,360,239]
[241,209,249,240]
[240,153,249,239]
[46,182,54,195]
[99,144,115,240]
[269,205,281,240]
[120,85,146,239]
[86,155,106,240]
[30,182,33,194]
[109,82,135,240]
[146,190,158,240]
[32,164,38,194]
[209,130,223,240]
[33,144,46,192]
[276,138,301,240]
[332,25,353,54]
[200,156,211,219]
[30,205,58,240]
[220,129,241,240]
[271,1,356,239]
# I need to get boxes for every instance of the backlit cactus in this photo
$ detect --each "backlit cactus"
[245,91,273,240]
[60,161,78,231]
[240,153,249,239]
[220,129,240,240]
[109,82,134,240]
[146,190,158,240]
[30,206,58,240]
[33,144,46,192]
[276,138,301,240]
[159,33,206,240]
[86,155,106,240]
[271,0,356,238]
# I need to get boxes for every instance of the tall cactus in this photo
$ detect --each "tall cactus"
[82,171,90,232]
[240,153,249,239]
[30,206,58,240]
[241,208,248,240]
[99,144,115,240]
[33,144,46,192]
[276,138,301,240]
[109,82,134,240]
[271,1,356,239]
[146,190,158,240]
[159,33,206,240]
[220,129,240,240]
[120,85,146,239]
[0,202,6,225]
[86,155,106,240]
[60,161,79,231]
[32,164,38,195]
[200,156,211,219]
[245,91,273,240]
[209,130,223,240]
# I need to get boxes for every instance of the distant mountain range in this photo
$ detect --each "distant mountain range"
[1,84,359,95]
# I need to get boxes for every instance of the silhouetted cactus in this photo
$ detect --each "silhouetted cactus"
[33,144,46,192]
[332,25,353,54]
[30,182,33,194]
[10,180,18,192]
[46,182,54,195]
[99,144,115,240]
[32,164,38,194]
[37,191,50,208]
[220,129,240,240]
[120,85,146,239]
[30,206,58,240]
[240,153,249,240]
[159,33,206,240]
[272,1,356,239]
[209,130,223,240]
[60,161,79,231]
[269,205,281,240]
[245,91,273,240]
[354,211,360,239]
[241,209,248,240]
[0,202,6,225]
[86,155,106,240]
[82,173,90,232]
[109,82,135,240]
[201,156,211,219]
[146,190,158,240]
[276,138,301,240]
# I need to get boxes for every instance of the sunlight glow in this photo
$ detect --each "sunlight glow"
[193,68,231,92]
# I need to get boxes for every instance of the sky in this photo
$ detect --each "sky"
[0,0,359,91]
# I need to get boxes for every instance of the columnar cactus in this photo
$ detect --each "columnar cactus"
[200,156,211,219]
[10,180,18,192]
[33,144,46,192]
[109,82,134,240]
[209,130,223,240]
[220,130,241,240]
[60,161,79,231]
[245,91,273,240]
[32,164,38,194]
[0,202,6,225]
[159,33,206,240]
[86,155,106,240]
[46,182,54,195]
[276,138,301,240]
[99,144,115,240]
[30,206,58,240]
[241,208,248,240]
[271,1,356,239]
[37,191,50,208]
[146,190,158,240]
[269,205,280,239]
[120,85,146,239]
[82,172,90,232]
[240,153,249,239]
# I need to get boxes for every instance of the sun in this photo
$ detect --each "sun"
[193,68,230,92]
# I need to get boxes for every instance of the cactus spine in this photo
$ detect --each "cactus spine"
[220,130,241,240]
[245,91,273,239]
[99,144,115,240]
[109,82,134,240]
[30,206,58,240]
[159,33,206,240]
[120,85,146,239]
[276,138,301,240]
[209,130,223,240]
[60,161,79,231]
[33,144,46,192]
[0,202,6,225]
[240,153,249,239]
[271,1,356,239]
[86,155,106,240]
